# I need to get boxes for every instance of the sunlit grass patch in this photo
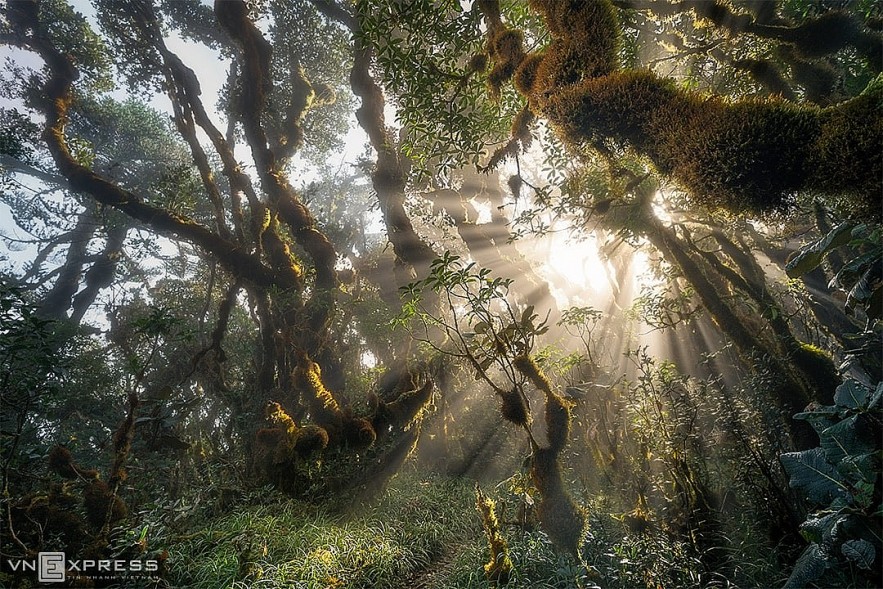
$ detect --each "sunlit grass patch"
[163,471,481,588]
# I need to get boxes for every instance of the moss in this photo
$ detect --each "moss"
[513,52,544,96]
[468,53,489,73]
[48,445,98,480]
[385,380,434,426]
[476,486,513,584]
[491,29,525,64]
[499,389,531,426]
[83,480,127,529]
[265,401,298,437]
[544,392,573,454]
[295,355,343,430]
[811,79,883,218]
[786,12,864,59]
[513,354,553,395]
[510,106,535,146]
[530,448,585,555]
[293,425,329,459]
[660,99,820,215]
[342,417,376,449]
[792,343,839,404]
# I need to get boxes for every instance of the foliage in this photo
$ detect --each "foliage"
[356,0,517,180]
[786,222,883,325]
[781,379,882,588]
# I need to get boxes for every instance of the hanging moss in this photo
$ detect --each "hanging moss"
[83,480,127,529]
[476,486,513,585]
[499,388,531,426]
[510,107,535,147]
[48,446,98,480]
[544,391,573,454]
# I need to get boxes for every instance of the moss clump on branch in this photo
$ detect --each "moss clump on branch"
[530,448,585,555]
[538,67,881,217]
[255,402,330,491]
[295,354,344,432]
[493,0,883,218]
[792,342,840,404]
[48,446,99,481]
[499,388,531,426]
[83,480,127,529]
[513,52,543,95]
[511,354,584,554]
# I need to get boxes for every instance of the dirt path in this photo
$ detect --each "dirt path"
[406,545,463,589]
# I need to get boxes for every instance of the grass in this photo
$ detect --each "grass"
[161,469,482,589]
[142,466,773,589]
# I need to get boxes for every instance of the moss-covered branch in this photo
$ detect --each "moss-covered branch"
[484,0,882,219]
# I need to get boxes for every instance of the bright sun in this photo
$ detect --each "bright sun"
[543,232,611,302]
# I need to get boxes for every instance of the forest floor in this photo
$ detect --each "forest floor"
[154,467,588,588]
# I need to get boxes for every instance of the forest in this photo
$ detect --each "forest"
[0,0,881,587]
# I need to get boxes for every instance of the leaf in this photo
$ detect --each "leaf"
[785,223,856,278]
[799,512,841,544]
[845,261,882,316]
[783,544,829,589]
[794,406,842,434]
[521,305,535,327]
[781,448,849,505]
[834,380,871,409]
[841,539,876,570]
[831,248,881,291]
[868,382,883,410]
[820,415,877,477]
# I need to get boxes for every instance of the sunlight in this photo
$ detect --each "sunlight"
[544,232,611,297]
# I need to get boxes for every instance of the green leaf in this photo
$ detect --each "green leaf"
[845,261,882,316]
[781,448,849,505]
[794,406,842,434]
[834,380,871,409]
[841,539,876,570]
[785,223,856,278]
[783,544,829,589]
[799,512,841,544]
[820,414,877,474]
[868,382,883,410]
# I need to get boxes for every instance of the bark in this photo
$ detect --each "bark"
[70,220,128,324]
[38,206,98,319]
[645,216,818,448]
